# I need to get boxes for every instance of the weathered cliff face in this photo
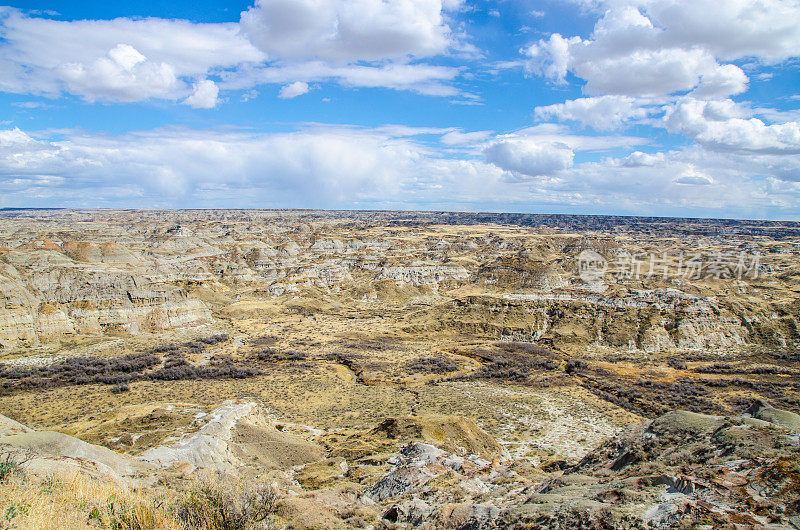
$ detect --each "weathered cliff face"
[0,245,213,347]
[376,261,471,286]
[1,210,798,354]
[405,291,793,354]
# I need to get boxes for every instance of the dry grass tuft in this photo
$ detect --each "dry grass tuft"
[0,470,282,530]
[0,472,178,529]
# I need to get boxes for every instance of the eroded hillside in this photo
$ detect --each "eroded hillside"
[0,209,798,528]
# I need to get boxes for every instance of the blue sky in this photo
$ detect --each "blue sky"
[0,0,799,218]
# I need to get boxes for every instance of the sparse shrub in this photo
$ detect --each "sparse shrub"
[0,352,160,393]
[177,476,279,530]
[495,341,557,357]
[347,337,397,351]
[149,343,179,354]
[404,355,458,374]
[0,349,261,394]
[184,341,205,354]
[254,348,307,362]
[0,451,21,482]
[89,496,162,530]
[163,352,189,369]
[748,366,779,374]
[667,358,687,370]
[197,334,229,345]
[210,354,235,364]
[452,346,559,383]
[148,359,260,382]
[249,335,277,347]
[581,374,721,417]
[111,382,130,394]
[693,362,733,374]
[149,364,201,381]
[565,358,588,374]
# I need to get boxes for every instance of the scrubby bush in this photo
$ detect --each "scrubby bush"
[0,450,21,482]
[0,349,261,394]
[565,358,588,374]
[249,335,277,347]
[149,343,179,354]
[254,348,307,362]
[404,356,459,374]
[453,347,559,383]
[184,341,205,354]
[148,358,260,382]
[667,357,687,370]
[111,382,130,394]
[197,334,229,345]
[177,477,279,530]
[163,352,189,369]
[693,362,733,374]
[0,352,160,392]
[495,341,557,356]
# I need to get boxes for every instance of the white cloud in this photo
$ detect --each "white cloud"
[484,139,574,177]
[575,48,744,97]
[644,0,800,63]
[2,125,799,217]
[0,9,264,74]
[512,123,650,151]
[665,98,800,154]
[523,33,578,82]
[620,150,666,167]
[56,44,179,102]
[534,95,649,129]
[221,61,461,96]
[239,0,453,62]
[551,145,800,215]
[556,0,800,63]
[183,79,220,108]
[0,3,465,103]
[673,169,713,185]
[522,0,800,97]
[0,9,262,103]
[0,125,508,207]
[278,81,310,98]
[439,129,493,146]
[690,63,749,98]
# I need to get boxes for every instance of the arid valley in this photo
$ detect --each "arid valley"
[0,209,797,528]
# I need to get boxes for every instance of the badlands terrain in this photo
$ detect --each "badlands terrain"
[0,208,799,529]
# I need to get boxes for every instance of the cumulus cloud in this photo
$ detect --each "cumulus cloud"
[2,124,799,217]
[620,151,666,167]
[183,79,220,108]
[534,95,649,130]
[239,0,453,62]
[664,98,800,154]
[54,44,179,102]
[278,81,310,98]
[690,63,749,98]
[521,0,800,97]
[645,0,800,63]
[0,2,465,103]
[484,139,574,177]
[0,125,509,208]
[0,9,262,102]
[673,169,713,185]
[523,33,578,82]
[558,145,800,215]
